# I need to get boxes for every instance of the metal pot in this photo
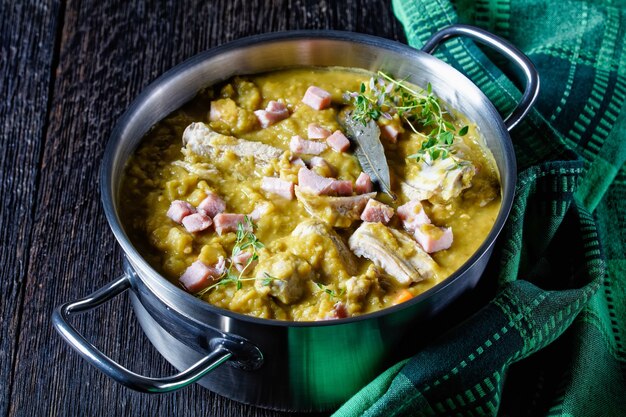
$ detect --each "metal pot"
[53,25,539,412]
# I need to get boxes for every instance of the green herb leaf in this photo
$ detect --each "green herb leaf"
[261,272,276,286]
[315,283,345,300]
[196,218,265,296]
[441,131,454,145]
[345,71,467,163]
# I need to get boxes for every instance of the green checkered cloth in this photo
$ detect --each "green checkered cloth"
[334,1,626,416]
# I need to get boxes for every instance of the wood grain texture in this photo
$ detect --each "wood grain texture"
[0,2,61,416]
[3,1,406,416]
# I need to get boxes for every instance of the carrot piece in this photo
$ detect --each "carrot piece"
[394,289,414,305]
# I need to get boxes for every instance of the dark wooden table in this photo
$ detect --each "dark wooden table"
[1,1,407,415]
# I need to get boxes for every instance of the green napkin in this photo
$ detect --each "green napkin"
[334,1,626,416]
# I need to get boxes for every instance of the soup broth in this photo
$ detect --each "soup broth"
[120,68,501,321]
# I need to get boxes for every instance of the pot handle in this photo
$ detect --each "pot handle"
[421,24,540,131]
[52,274,232,393]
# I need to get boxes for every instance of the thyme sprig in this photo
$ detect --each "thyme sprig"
[344,71,469,162]
[196,216,280,296]
[315,282,345,300]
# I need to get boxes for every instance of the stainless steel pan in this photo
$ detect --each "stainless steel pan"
[53,25,539,411]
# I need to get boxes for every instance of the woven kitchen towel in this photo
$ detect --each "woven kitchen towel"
[334,1,626,416]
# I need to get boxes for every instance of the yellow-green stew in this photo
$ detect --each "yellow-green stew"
[120,67,501,321]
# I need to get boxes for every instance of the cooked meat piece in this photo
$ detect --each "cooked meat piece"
[307,123,331,139]
[266,100,287,113]
[171,160,218,178]
[396,199,431,231]
[167,200,196,224]
[355,172,373,194]
[182,212,213,233]
[329,180,353,196]
[379,123,402,143]
[400,180,431,201]
[331,302,348,319]
[183,122,283,164]
[326,130,351,152]
[349,222,437,285]
[413,224,453,253]
[254,100,289,128]
[297,166,334,195]
[402,157,476,202]
[295,187,375,228]
[248,201,273,221]
[254,111,281,128]
[360,199,394,224]
[290,135,328,155]
[197,192,226,218]
[213,213,250,235]
[290,157,306,167]
[179,258,225,293]
[396,199,452,252]
[261,177,295,200]
[298,166,353,197]
[291,219,358,275]
[255,252,314,304]
[309,156,335,177]
[232,250,258,273]
[302,86,332,110]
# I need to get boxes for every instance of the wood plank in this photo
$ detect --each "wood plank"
[8,1,405,416]
[0,2,61,416]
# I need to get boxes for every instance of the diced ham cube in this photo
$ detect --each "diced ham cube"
[213,213,250,235]
[197,193,226,218]
[413,224,453,253]
[302,86,332,110]
[232,250,258,273]
[326,130,351,152]
[290,135,328,155]
[331,302,348,319]
[254,110,283,128]
[360,199,395,224]
[249,202,273,221]
[355,172,373,194]
[307,123,332,139]
[297,166,334,195]
[290,157,306,167]
[397,199,431,232]
[380,124,401,143]
[266,100,288,114]
[166,200,196,224]
[261,177,295,200]
[309,156,335,177]
[309,156,332,169]
[182,212,213,233]
[179,260,223,293]
[254,100,289,128]
[329,180,353,196]
[214,256,227,274]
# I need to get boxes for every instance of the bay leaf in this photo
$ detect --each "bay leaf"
[339,112,396,200]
